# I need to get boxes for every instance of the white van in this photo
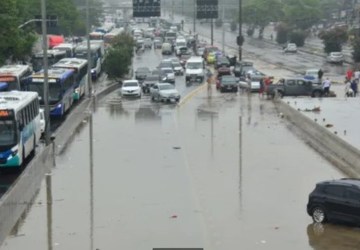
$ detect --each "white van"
[161,42,173,55]
[185,56,205,82]
[175,38,187,56]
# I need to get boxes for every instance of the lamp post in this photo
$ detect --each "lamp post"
[86,0,92,97]
[41,0,50,146]
[238,0,242,61]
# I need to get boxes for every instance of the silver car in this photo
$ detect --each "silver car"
[327,52,344,64]
[150,83,180,102]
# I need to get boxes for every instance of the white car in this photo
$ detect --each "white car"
[172,61,184,75]
[150,83,180,102]
[120,80,142,98]
[160,67,175,84]
[284,43,297,53]
[327,52,344,64]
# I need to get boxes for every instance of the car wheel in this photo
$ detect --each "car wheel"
[312,206,327,223]
[312,91,321,98]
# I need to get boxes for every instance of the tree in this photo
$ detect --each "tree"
[288,30,307,47]
[275,22,289,44]
[352,36,360,63]
[282,0,321,30]
[103,33,135,81]
[319,27,348,53]
[243,0,282,39]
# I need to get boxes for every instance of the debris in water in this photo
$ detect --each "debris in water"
[170,215,178,219]
[173,146,181,150]
[304,106,321,112]
[325,124,333,128]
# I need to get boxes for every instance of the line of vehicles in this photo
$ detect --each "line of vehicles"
[0,20,124,169]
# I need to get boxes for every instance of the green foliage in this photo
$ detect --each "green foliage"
[103,33,134,81]
[215,19,222,28]
[243,0,282,31]
[319,27,348,53]
[230,21,237,32]
[282,0,321,30]
[352,36,360,63]
[276,22,289,44]
[288,30,306,47]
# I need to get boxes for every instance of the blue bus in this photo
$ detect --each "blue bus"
[0,91,41,168]
[27,68,76,117]
[51,58,88,101]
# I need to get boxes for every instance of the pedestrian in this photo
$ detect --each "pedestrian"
[354,68,360,81]
[346,67,353,81]
[259,77,264,98]
[322,77,331,97]
[317,68,323,84]
[246,74,252,93]
[345,77,354,97]
[270,33,273,41]
[351,78,358,97]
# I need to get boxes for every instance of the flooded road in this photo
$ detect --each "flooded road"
[2,85,360,249]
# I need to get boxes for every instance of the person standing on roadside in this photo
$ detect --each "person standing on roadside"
[351,78,358,97]
[346,67,353,81]
[317,68,323,84]
[322,77,331,97]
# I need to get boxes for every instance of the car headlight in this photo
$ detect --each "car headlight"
[91,69,95,74]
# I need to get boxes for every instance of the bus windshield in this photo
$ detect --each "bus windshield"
[0,120,17,147]
[28,82,62,105]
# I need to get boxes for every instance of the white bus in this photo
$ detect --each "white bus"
[0,91,41,168]
[53,43,77,58]
[103,28,125,47]
[74,42,104,80]
[52,58,88,101]
[0,65,33,92]
[89,31,104,41]
[31,49,67,72]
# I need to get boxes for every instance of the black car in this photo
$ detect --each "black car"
[233,61,254,77]
[307,178,360,225]
[215,56,231,69]
[142,75,160,93]
[135,67,151,83]
[219,75,238,93]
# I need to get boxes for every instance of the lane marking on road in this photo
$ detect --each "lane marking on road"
[177,83,207,107]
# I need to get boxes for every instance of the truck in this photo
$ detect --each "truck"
[266,77,323,98]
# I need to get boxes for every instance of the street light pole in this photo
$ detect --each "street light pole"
[193,0,196,33]
[41,0,50,146]
[238,0,242,61]
[86,0,92,97]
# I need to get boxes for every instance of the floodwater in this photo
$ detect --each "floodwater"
[2,86,359,250]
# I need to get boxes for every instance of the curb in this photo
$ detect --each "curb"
[275,99,360,178]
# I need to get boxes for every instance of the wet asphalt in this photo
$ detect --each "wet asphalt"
[2,43,360,249]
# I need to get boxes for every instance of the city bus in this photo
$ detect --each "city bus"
[51,58,88,101]
[31,49,67,72]
[0,91,41,168]
[89,31,104,40]
[28,68,76,117]
[0,65,33,92]
[103,28,124,47]
[53,43,77,57]
[74,42,104,80]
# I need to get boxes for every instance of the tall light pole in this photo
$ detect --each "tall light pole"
[41,0,50,146]
[238,0,242,61]
[86,0,92,97]
[193,0,196,33]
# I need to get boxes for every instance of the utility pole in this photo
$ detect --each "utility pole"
[193,0,196,33]
[238,0,243,61]
[211,19,214,45]
[86,0,92,97]
[172,0,174,21]
[221,6,225,53]
[41,0,50,146]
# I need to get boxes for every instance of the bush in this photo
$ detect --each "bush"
[215,19,222,28]
[247,28,254,37]
[318,27,348,53]
[230,21,237,32]
[276,22,289,44]
[352,36,360,63]
[288,30,306,47]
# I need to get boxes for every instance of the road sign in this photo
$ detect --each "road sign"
[196,0,218,19]
[133,0,161,18]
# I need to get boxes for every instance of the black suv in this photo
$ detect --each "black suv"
[307,178,360,225]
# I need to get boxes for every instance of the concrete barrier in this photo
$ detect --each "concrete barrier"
[275,99,360,178]
[0,146,53,245]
